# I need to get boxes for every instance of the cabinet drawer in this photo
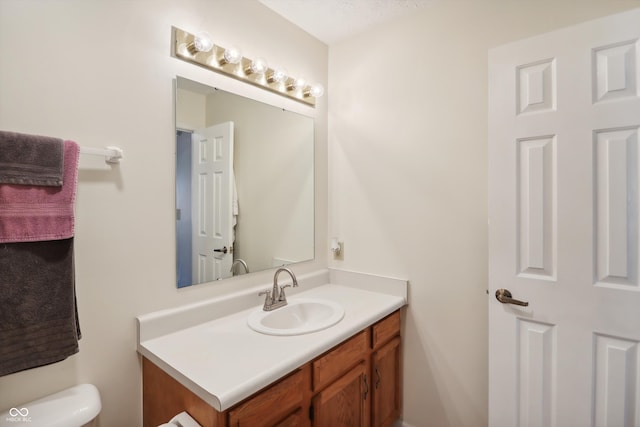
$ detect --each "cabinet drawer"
[312,330,368,391]
[372,311,400,349]
[228,369,304,426]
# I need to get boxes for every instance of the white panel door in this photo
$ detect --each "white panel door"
[489,9,640,427]
[191,121,234,282]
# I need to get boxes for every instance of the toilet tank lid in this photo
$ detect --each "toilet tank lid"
[0,383,101,427]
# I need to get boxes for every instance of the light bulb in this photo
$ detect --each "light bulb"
[268,66,288,83]
[193,32,213,53]
[294,77,307,90]
[222,46,242,65]
[287,76,307,91]
[246,57,268,75]
[306,82,325,98]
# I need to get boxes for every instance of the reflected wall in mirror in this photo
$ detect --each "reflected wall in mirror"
[175,76,314,288]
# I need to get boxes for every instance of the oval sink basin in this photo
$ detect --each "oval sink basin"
[248,298,345,336]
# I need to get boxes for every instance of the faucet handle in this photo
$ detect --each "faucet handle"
[259,289,271,300]
[278,284,292,302]
[259,289,273,310]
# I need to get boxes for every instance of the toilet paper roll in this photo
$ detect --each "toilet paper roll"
[156,411,202,427]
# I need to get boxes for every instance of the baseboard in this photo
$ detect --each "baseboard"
[393,420,413,427]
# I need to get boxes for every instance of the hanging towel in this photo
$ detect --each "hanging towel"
[231,170,239,243]
[0,139,81,376]
[0,130,64,186]
[0,238,80,376]
[232,170,239,217]
[0,140,80,243]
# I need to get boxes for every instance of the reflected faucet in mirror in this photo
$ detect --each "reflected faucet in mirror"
[175,76,314,288]
[231,259,249,275]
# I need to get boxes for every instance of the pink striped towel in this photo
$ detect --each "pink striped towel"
[0,140,80,243]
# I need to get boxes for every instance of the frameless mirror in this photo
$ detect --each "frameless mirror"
[175,76,314,288]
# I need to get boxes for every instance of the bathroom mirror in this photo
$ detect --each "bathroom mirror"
[175,76,314,288]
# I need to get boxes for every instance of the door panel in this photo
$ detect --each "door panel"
[517,319,555,427]
[489,9,640,427]
[191,121,234,282]
[517,135,556,279]
[593,334,640,427]
[594,127,639,287]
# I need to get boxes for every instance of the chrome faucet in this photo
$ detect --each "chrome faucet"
[230,259,249,275]
[259,267,299,311]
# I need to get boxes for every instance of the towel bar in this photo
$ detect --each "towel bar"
[79,146,123,164]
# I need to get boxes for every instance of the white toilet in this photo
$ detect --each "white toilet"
[0,384,101,427]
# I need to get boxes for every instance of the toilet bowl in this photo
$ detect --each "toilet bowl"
[0,383,101,427]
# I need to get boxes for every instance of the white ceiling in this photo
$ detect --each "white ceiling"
[258,0,435,45]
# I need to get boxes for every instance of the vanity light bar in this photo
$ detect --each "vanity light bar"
[171,27,324,107]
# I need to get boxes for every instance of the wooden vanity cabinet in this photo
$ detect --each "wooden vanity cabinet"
[142,357,226,427]
[370,312,402,427]
[273,409,304,427]
[371,337,401,427]
[307,310,402,427]
[310,331,370,426]
[312,331,369,391]
[142,310,402,427]
[228,366,310,427]
[311,362,369,427]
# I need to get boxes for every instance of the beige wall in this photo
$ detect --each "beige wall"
[176,89,206,130]
[0,1,327,426]
[327,2,638,426]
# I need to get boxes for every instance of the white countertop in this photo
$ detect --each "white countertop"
[137,269,407,411]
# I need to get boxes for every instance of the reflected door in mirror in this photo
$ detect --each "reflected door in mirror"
[176,123,235,286]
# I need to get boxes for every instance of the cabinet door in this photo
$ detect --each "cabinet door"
[372,337,401,427]
[228,370,305,427]
[311,363,369,427]
[274,409,303,427]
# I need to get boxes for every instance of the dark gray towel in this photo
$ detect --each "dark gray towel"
[0,130,64,186]
[0,238,81,376]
